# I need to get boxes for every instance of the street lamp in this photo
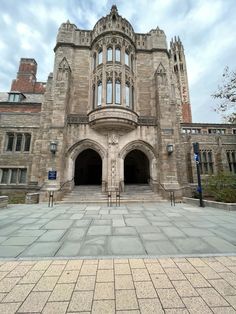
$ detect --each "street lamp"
[50,141,57,155]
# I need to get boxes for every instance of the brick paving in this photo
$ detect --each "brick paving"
[0,256,236,313]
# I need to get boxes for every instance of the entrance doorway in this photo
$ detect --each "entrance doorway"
[74,149,102,185]
[124,149,149,184]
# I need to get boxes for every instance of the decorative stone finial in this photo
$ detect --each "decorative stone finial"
[111,5,118,13]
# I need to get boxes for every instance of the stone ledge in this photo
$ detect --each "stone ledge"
[183,197,236,211]
[0,196,8,208]
[25,193,39,204]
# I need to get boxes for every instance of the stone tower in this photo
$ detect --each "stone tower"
[170,37,192,123]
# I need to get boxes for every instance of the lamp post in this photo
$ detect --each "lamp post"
[193,142,204,207]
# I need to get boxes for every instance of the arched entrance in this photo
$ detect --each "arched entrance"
[124,149,149,184]
[74,149,102,185]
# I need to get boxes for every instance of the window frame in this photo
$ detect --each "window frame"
[106,79,113,104]
[107,47,113,62]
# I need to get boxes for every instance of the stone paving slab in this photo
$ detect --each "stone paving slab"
[0,203,236,259]
[0,256,236,313]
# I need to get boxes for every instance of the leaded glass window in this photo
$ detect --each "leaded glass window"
[115,80,121,104]
[106,79,112,104]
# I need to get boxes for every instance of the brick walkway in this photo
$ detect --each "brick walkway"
[0,256,236,313]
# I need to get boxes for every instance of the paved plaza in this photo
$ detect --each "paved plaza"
[0,202,236,258]
[0,202,236,313]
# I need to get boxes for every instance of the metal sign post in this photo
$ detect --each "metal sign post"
[193,143,204,207]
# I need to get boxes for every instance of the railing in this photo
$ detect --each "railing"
[58,177,75,192]
[158,182,194,206]
[107,186,121,207]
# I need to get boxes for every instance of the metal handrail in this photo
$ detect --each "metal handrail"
[57,177,75,192]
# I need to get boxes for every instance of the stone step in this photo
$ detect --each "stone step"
[60,184,164,204]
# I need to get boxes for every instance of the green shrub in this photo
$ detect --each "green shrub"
[202,172,236,203]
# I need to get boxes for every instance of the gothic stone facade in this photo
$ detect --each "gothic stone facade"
[0,6,235,201]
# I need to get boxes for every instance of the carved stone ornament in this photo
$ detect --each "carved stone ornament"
[57,57,71,81]
[156,62,166,75]
[108,133,119,145]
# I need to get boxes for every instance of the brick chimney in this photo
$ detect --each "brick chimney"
[11,58,46,93]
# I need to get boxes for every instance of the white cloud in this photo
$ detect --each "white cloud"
[0,0,235,123]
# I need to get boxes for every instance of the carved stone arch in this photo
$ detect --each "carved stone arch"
[67,139,106,161]
[57,57,71,81]
[156,62,166,75]
[155,62,167,85]
[58,57,71,71]
[119,140,157,161]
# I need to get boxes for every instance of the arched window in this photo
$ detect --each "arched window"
[97,81,102,106]
[93,53,96,69]
[115,80,121,104]
[125,51,129,66]
[107,47,113,62]
[125,82,130,107]
[115,47,121,62]
[106,79,112,104]
[98,49,103,65]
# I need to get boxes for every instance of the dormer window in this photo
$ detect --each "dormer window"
[8,92,25,102]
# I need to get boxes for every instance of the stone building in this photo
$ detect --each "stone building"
[0,6,235,202]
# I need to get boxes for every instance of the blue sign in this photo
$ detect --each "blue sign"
[194,153,199,162]
[48,171,57,180]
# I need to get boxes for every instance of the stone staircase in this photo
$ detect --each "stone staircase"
[121,184,164,202]
[60,184,165,204]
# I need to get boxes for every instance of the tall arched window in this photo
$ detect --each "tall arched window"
[107,47,113,62]
[98,49,103,65]
[115,47,121,62]
[115,80,121,104]
[97,81,102,106]
[125,82,130,107]
[125,51,129,66]
[106,79,112,104]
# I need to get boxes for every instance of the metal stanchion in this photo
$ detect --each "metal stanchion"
[107,191,112,207]
[170,191,175,206]
[48,191,54,207]
[116,190,120,207]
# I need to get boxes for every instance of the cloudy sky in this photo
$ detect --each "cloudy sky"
[1,0,236,123]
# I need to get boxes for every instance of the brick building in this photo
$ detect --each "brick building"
[0,6,235,202]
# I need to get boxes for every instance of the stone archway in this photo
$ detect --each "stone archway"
[124,149,149,183]
[74,149,102,185]
[66,139,107,191]
[119,140,158,191]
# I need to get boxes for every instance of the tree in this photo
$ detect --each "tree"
[212,67,236,123]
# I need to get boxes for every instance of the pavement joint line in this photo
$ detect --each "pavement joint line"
[0,252,236,262]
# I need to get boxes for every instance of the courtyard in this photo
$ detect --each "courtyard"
[1,202,236,313]
[0,202,236,258]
